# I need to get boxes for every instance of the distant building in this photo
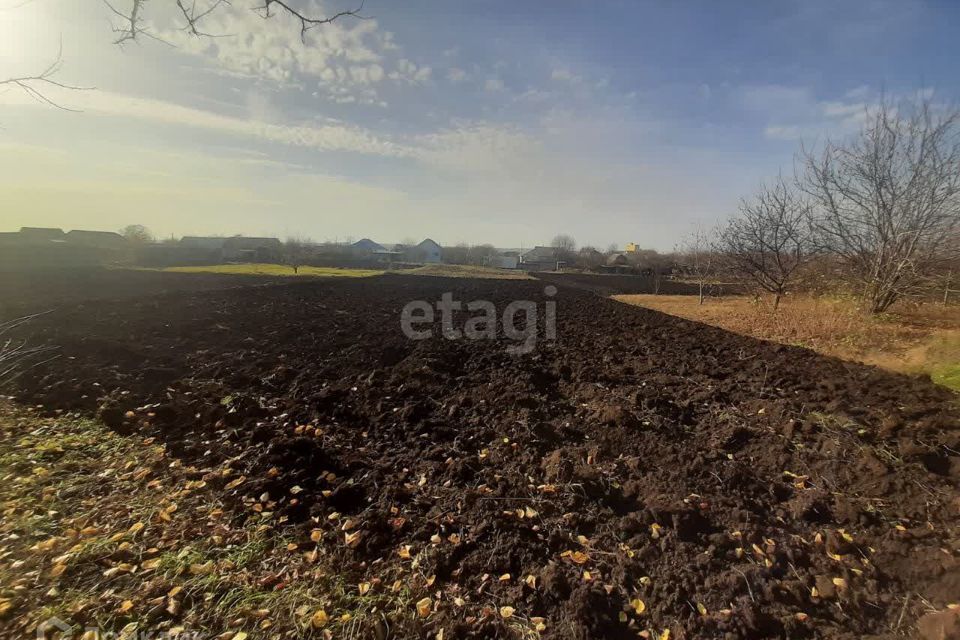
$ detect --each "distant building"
[223,236,282,262]
[607,253,630,266]
[490,252,520,269]
[351,238,387,257]
[520,246,564,271]
[180,236,227,251]
[405,238,443,264]
[19,227,66,243]
[626,242,640,253]
[65,230,128,249]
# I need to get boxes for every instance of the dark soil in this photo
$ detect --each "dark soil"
[5,273,959,639]
[0,266,291,321]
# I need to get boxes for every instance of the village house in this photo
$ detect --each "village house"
[520,246,564,271]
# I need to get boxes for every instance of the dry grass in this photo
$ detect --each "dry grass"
[137,264,384,278]
[406,264,533,279]
[614,293,960,391]
[0,402,415,639]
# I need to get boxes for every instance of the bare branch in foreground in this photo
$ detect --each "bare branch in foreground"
[0,42,93,111]
[102,0,367,45]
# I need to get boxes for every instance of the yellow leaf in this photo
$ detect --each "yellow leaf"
[344,531,362,548]
[631,599,646,615]
[398,545,412,559]
[499,573,511,582]
[416,597,432,618]
[832,577,848,590]
[561,550,589,565]
[311,609,329,628]
[499,606,515,619]
[650,523,662,539]
[119,600,134,613]
[531,617,546,631]
[189,561,215,575]
[696,602,707,616]
[310,529,323,542]
[224,476,246,490]
[525,574,537,588]
[358,582,371,595]
[232,633,248,640]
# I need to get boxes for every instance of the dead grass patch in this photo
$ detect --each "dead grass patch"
[0,402,415,639]
[614,294,960,391]
[406,264,533,280]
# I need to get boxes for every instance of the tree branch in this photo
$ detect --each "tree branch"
[0,42,93,111]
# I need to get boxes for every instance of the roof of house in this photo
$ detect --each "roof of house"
[65,230,127,243]
[180,236,227,248]
[224,236,281,248]
[607,253,630,265]
[417,238,442,250]
[352,238,386,252]
[19,227,65,239]
[521,246,559,262]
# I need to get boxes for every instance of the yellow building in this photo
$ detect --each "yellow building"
[625,242,639,253]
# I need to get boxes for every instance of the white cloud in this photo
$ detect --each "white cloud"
[153,2,426,104]
[484,76,505,92]
[740,84,876,141]
[447,67,468,83]
[551,68,582,84]
[0,88,410,157]
[389,58,432,84]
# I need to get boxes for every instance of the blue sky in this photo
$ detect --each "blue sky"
[1,0,958,249]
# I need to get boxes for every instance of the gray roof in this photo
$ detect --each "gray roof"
[352,238,386,252]
[522,246,559,262]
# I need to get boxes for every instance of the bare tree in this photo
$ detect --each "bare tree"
[551,234,577,264]
[284,236,314,274]
[677,228,715,305]
[719,177,814,309]
[800,94,960,313]
[120,224,155,244]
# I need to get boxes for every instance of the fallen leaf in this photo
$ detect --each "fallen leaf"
[311,609,329,628]
[631,598,646,615]
[499,606,515,619]
[416,597,432,618]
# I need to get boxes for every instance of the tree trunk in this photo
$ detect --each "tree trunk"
[773,292,782,310]
[698,282,704,305]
